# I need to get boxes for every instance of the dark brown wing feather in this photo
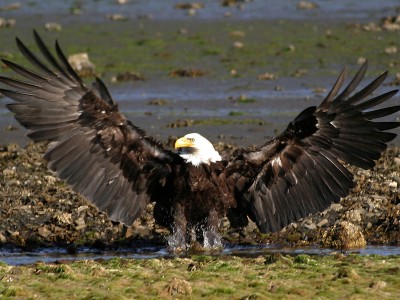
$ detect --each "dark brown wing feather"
[1,31,179,225]
[227,62,400,233]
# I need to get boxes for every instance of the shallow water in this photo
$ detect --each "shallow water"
[1,0,399,21]
[2,244,400,266]
[2,77,398,146]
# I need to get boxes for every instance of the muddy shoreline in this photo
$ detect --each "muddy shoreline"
[0,142,399,252]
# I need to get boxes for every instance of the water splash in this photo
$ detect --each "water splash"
[203,229,223,249]
[166,227,189,252]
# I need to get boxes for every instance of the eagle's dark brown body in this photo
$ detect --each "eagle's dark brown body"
[154,162,236,245]
[1,31,399,249]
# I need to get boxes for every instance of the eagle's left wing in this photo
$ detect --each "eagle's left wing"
[226,63,400,233]
[0,31,180,225]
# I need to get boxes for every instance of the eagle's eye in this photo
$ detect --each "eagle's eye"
[188,138,195,142]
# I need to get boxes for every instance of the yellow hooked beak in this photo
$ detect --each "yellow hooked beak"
[174,137,194,149]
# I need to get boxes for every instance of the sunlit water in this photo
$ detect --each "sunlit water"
[1,245,400,266]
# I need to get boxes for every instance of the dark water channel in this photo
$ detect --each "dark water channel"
[2,244,400,266]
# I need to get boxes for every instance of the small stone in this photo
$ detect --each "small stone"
[106,14,128,21]
[0,17,16,28]
[330,203,343,212]
[257,72,277,80]
[44,22,62,32]
[384,45,398,55]
[67,53,95,77]
[317,219,329,228]
[304,222,317,230]
[232,41,244,49]
[162,278,192,296]
[229,30,245,37]
[3,168,15,177]
[335,266,359,280]
[297,1,319,10]
[38,226,51,238]
[369,281,387,289]
[74,216,86,230]
[388,181,397,188]
[0,232,6,244]
[357,57,367,64]
[54,212,73,225]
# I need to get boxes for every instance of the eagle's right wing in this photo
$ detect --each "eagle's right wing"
[227,63,399,233]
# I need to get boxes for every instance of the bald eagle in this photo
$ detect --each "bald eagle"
[1,32,399,249]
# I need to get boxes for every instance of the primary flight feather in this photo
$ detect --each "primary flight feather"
[1,31,399,249]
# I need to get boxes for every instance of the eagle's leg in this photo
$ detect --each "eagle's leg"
[167,203,188,251]
[203,209,222,248]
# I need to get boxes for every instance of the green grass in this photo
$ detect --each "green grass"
[1,254,400,299]
[1,19,398,83]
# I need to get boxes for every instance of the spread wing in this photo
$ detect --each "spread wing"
[227,62,400,233]
[0,31,179,225]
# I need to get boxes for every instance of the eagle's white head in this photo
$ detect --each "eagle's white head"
[174,133,222,166]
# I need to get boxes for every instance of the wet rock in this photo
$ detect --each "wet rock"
[322,221,366,250]
[67,53,95,77]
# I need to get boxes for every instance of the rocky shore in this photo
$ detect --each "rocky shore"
[1,142,399,251]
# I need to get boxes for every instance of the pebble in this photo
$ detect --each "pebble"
[232,41,244,49]
[44,22,62,31]
[67,53,95,77]
[0,232,6,244]
[75,217,87,230]
[317,219,329,228]
[394,157,400,167]
[38,226,51,238]
[369,281,387,289]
